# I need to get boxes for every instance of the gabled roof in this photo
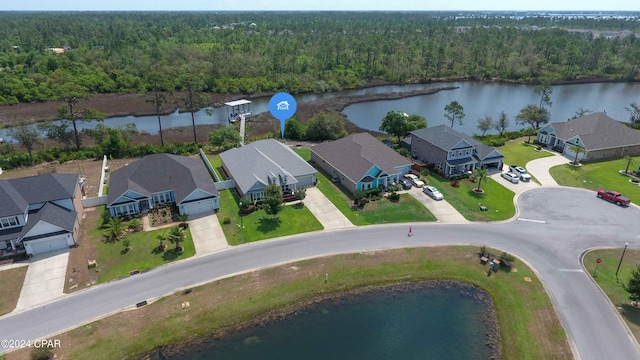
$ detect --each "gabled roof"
[0,173,78,218]
[548,112,640,151]
[220,139,316,195]
[0,202,76,243]
[311,133,411,183]
[411,125,504,160]
[107,154,218,206]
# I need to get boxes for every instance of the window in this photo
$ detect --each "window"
[152,191,173,205]
[0,216,19,229]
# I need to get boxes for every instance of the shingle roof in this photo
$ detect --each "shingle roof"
[220,139,316,195]
[0,173,78,218]
[411,125,504,161]
[310,133,411,183]
[0,202,77,243]
[107,154,218,206]
[550,112,640,151]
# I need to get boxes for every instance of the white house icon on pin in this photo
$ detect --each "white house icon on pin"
[276,101,290,111]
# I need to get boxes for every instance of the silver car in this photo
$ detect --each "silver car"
[501,171,520,184]
[423,185,444,200]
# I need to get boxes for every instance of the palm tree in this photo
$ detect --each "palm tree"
[568,144,585,165]
[472,167,489,192]
[156,231,167,251]
[624,155,635,174]
[167,226,185,252]
[103,218,126,243]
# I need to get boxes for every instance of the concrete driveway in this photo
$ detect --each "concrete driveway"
[14,248,69,312]
[525,153,570,186]
[408,187,468,224]
[189,212,229,255]
[304,187,355,230]
[491,171,540,195]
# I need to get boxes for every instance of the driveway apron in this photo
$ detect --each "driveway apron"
[189,213,229,255]
[303,187,355,230]
[408,187,468,224]
[525,153,570,186]
[14,248,69,312]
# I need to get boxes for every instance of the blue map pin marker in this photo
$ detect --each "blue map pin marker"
[269,92,297,138]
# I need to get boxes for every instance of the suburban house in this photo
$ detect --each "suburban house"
[310,132,412,194]
[220,139,317,202]
[536,112,640,161]
[406,125,504,177]
[107,154,219,217]
[0,173,82,256]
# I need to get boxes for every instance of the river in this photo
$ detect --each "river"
[1,81,639,141]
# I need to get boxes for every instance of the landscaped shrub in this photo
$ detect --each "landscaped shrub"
[222,217,231,224]
[389,192,400,202]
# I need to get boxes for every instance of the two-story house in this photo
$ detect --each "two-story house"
[0,173,82,256]
[407,125,504,177]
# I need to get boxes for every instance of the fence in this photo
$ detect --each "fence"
[82,195,108,208]
[215,179,235,191]
[199,148,220,182]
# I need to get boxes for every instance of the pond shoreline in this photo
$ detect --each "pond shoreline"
[152,280,502,360]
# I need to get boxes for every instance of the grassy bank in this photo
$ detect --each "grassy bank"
[584,249,640,344]
[8,247,570,360]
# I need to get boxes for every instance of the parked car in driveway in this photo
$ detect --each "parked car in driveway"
[398,178,412,190]
[404,173,424,188]
[423,185,444,200]
[501,171,520,184]
[508,165,531,182]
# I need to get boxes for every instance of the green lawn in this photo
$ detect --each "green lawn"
[427,173,516,221]
[549,156,640,204]
[292,147,311,161]
[93,220,195,283]
[315,169,436,225]
[584,249,640,344]
[205,154,225,180]
[497,138,553,183]
[497,138,554,166]
[217,189,324,245]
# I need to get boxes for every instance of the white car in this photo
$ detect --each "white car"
[404,174,424,188]
[423,185,444,200]
[501,171,520,184]
[508,165,531,182]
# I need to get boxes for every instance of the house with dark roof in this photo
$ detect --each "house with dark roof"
[406,125,504,177]
[536,112,640,161]
[220,139,317,202]
[0,173,82,256]
[107,154,219,217]
[310,133,412,194]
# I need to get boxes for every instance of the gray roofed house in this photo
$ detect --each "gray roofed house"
[310,133,412,194]
[0,173,81,256]
[107,153,219,217]
[220,139,317,202]
[407,125,504,177]
[536,112,640,161]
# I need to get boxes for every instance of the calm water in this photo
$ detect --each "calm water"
[168,284,494,360]
[3,81,638,141]
[342,81,640,135]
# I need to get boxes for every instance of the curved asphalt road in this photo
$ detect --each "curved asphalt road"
[1,187,639,359]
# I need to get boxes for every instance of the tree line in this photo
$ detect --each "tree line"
[1,11,640,106]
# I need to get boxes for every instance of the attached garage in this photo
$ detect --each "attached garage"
[180,198,217,216]
[23,234,72,255]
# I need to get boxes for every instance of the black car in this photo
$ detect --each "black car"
[398,178,412,190]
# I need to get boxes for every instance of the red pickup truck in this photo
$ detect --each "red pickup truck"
[597,190,631,206]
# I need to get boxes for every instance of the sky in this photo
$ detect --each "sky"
[1,0,639,12]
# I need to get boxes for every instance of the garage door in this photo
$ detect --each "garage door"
[182,199,215,216]
[24,234,70,255]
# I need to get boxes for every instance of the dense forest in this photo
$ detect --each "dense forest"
[1,11,640,105]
